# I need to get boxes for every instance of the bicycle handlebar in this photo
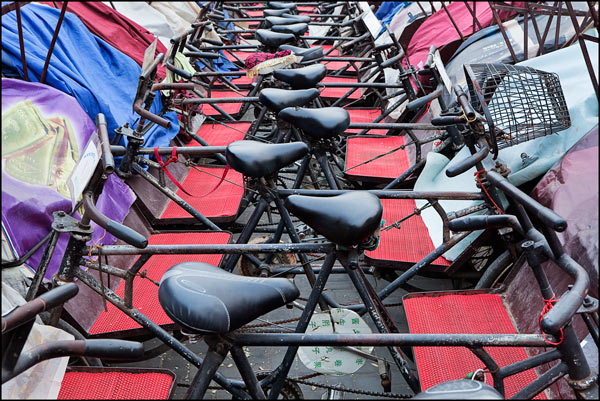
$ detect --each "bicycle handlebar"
[405,86,443,111]
[96,114,114,174]
[82,192,148,249]
[445,145,489,177]
[486,171,567,232]
[165,62,193,80]
[1,283,79,334]
[132,105,171,129]
[448,214,524,236]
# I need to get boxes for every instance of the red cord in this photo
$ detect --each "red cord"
[539,293,564,345]
[474,169,504,215]
[153,146,230,198]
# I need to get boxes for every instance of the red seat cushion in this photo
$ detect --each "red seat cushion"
[89,232,231,335]
[320,76,361,99]
[403,292,546,399]
[202,90,244,116]
[193,122,249,147]
[160,165,244,220]
[58,369,173,399]
[345,136,410,180]
[365,199,451,267]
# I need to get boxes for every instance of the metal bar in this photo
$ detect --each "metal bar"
[15,2,29,81]
[110,145,226,156]
[347,123,444,130]
[510,362,569,399]
[491,5,519,63]
[566,1,599,98]
[40,1,68,84]
[232,333,553,347]
[441,1,465,41]
[182,97,258,104]
[277,189,485,200]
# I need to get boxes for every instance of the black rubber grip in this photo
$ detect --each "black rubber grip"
[165,63,192,80]
[183,51,221,59]
[448,215,521,234]
[84,339,144,360]
[38,283,80,310]
[106,220,148,249]
[486,171,567,232]
[446,145,489,177]
[431,116,466,126]
[201,37,224,46]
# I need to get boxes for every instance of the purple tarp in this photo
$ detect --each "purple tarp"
[1,78,135,280]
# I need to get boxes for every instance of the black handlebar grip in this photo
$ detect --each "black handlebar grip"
[183,51,221,59]
[431,116,466,126]
[486,171,567,232]
[84,339,144,360]
[448,215,523,235]
[406,87,443,111]
[165,63,193,80]
[96,114,114,174]
[106,220,148,249]
[446,145,489,177]
[200,37,224,46]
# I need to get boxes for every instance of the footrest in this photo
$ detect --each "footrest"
[345,136,410,181]
[320,76,361,99]
[202,90,244,117]
[346,108,384,134]
[160,165,244,222]
[365,199,451,270]
[88,232,231,336]
[58,367,175,399]
[193,122,249,147]
[403,292,545,399]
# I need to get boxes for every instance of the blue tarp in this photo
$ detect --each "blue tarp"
[1,3,179,154]
[374,2,410,28]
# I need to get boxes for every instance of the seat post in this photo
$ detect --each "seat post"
[185,335,231,399]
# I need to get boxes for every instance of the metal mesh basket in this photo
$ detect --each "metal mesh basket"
[464,63,571,153]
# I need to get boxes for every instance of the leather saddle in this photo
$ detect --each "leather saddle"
[259,88,319,112]
[255,29,296,49]
[285,192,383,247]
[274,63,326,88]
[271,23,308,36]
[226,140,308,177]
[159,262,299,334]
[278,107,350,140]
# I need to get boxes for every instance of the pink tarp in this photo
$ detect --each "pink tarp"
[41,1,168,79]
[405,2,521,69]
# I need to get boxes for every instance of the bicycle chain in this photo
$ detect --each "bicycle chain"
[288,375,412,399]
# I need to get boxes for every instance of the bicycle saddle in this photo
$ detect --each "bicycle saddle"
[271,23,309,36]
[285,192,383,247]
[259,88,319,112]
[264,8,291,17]
[278,107,350,139]
[268,1,296,9]
[413,380,503,400]
[226,140,308,177]
[274,63,326,88]
[255,29,296,49]
[159,262,299,334]
[281,13,311,23]
[265,16,302,27]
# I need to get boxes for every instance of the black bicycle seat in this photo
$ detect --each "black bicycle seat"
[265,16,301,27]
[268,1,296,9]
[226,140,309,177]
[259,88,319,112]
[281,13,311,23]
[285,192,383,247]
[271,23,308,36]
[159,262,299,334]
[264,8,291,17]
[274,63,326,88]
[255,29,296,49]
[278,107,350,140]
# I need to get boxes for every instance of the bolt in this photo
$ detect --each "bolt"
[57,211,66,217]
[56,223,64,229]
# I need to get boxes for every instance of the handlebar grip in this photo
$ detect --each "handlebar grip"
[431,116,466,126]
[96,114,114,174]
[200,37,223,46]
[84,339,144,360]
[165,63,193,80]
[486,171,567,232]
[83,193,148,249]
[1,284,79,334]
[446,145,489,177]
[183,51,221,59]
[405,87,443,111]
[133,105,171,129]
[449,215,523,235]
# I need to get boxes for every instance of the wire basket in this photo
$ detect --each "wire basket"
[464,63,571,154]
